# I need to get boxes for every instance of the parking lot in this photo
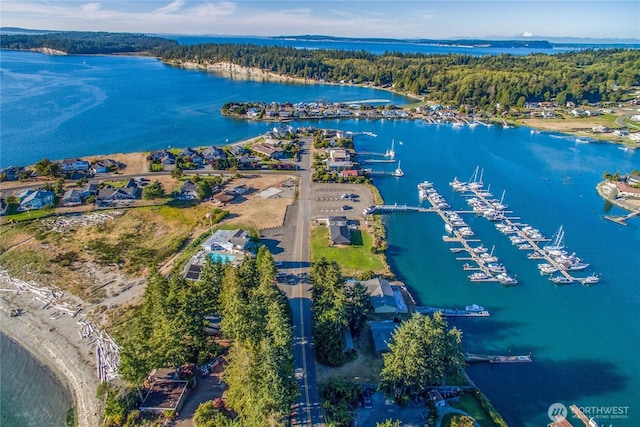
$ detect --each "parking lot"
[310,183,374,221]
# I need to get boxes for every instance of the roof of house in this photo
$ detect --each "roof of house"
[358,278,397,311]
[329,225,351,245]
[369,321,399,354]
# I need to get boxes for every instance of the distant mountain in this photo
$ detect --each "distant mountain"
[271,35,555,49]
[0,27,58,35]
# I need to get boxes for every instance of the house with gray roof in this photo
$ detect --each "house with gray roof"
[202,229,250,253]
[177,181,199,200]
[356,278,398,314]
[62,189,83,207]
[329,225,351,245]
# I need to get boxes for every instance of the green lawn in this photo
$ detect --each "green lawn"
[310,225,386,276]
[450,393,495,427]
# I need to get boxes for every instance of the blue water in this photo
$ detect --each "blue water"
[1,48,639,426]
[0,332,73,426]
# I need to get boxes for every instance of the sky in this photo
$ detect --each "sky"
[1,0,639,41]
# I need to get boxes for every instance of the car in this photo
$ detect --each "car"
[341,193,349,199]
[342,205,352,211]
[350,193,359,199]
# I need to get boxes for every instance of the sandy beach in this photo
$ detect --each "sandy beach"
[0,284,103,427]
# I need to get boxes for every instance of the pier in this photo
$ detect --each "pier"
[364,204,434,214]
[465,353,532,364]
[605,211,639,226]
[415,304,490,317]
[451,174,597,285]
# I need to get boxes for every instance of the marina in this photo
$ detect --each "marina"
[364,171,601,286]
[448,171,600,285]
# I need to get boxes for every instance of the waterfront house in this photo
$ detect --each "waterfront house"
[149,150,176,165]
[201,146,227,162]
[90,162,108,174]
[179,147,204,166]
[0,166,23,181]
[202,229,250,253]
[227,145,247,157]
[357,277,398,314]
[18,189,55,211]
[61,158,90,172]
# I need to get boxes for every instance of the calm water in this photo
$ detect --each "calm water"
[1,48,639,426]
[0,332,73,426]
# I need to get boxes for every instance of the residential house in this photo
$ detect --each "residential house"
[202,229,250,253]
[177,181,199,200]
[327,216,348,227]
[369,320,398,354]
[62,189,83,207]
[179,147,204,166]
[341,169,362,178]
[252,143,285,159]
[0,199,7,216]
[18,189,55,211]
[80,183,99,198]
[61,158,90,172]
[0,166,23,181]
[212,192,235,205]
[90,162,109,174]
[97,187,138,201]
[227,145,247,157]
[325,160,354,171]
[328,148,350,162]
[201,146,227,162]
[356,277,399,314]
[149,150,176,165]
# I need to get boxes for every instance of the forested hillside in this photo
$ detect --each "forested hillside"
[0,31,178,54]
[159,43,640,107]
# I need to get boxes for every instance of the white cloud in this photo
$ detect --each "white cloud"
[152,0,186,15]
[522,31,534,37]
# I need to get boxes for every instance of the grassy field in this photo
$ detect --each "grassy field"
[310,224,387,276]
[449,392,499,427]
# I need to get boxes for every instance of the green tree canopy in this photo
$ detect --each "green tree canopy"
[379,312,464,400]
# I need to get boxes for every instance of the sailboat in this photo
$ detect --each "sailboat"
[392,160,404,177]
[543,225,565,254]
[384,139,396,159]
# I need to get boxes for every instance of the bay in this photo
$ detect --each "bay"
[0,332,74,427]
[1,48,639,426]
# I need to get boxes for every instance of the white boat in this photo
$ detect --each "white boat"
[527,252,545,260]
[392,160,404,177]
[471,245,488,254]
[384,139,395,159]
[538,263,559,274]
[549,275,573,285]
[465,304,485,313]
[518,243,534,250]
[449,177,467,191]
[487,262,506,274]
[417,181,434,199]
[496,273,518,285]
[468,272,493,282]
[577,273,600,285]
[543,225,565,253]
[445,223,453,233]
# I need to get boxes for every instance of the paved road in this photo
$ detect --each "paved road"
[287,138,324,426]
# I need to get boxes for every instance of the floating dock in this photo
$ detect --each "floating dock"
[465,353,532,364]
[415,305,490,318]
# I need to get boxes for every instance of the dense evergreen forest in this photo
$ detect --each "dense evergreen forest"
[0,31,178,54]
[158,43,640,107]
[4,31,638,108]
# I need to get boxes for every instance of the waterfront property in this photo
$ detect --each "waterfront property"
[201,229,250,253]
